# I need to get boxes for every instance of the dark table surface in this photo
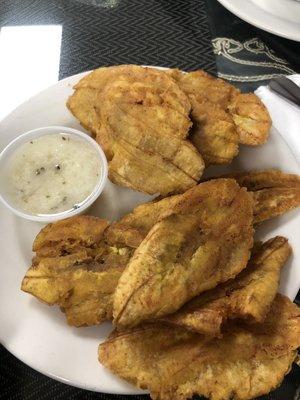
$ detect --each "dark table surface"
[0,0,300,399]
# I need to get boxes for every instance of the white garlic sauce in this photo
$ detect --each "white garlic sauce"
[7,134,101,215]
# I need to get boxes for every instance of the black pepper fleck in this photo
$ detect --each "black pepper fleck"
[35,167,45,175]
[62,181,66,185]
[55,164,61,170]
[46,195,51,198]
[30,141,33,144]
[62,136,66,141]
[73,204,80,210]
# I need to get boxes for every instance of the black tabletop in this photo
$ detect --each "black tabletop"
[0,0,299,399]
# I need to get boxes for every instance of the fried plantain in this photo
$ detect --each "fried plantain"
[168,69,271,165]
[161,236,291,336]
[21,216,133,326]
[67,65,204,195]
[218,169,300,223]
[99,294,300,400]
[113,179,254,328]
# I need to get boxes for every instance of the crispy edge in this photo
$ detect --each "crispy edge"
[161,236,291,336]
[33,215,109,255]
[210,170,300,223]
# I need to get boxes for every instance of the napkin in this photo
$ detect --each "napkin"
[256,75,300,307]
[255,75,300,163]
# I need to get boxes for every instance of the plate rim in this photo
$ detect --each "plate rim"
[217,0,300,42]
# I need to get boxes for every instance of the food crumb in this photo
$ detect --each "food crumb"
[36,167,45,175]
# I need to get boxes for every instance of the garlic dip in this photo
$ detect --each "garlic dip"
[6,133,101,215]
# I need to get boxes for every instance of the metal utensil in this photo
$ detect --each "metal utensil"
[269,76,300,107]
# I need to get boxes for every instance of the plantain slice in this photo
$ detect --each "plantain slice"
[113,179,254,329]
[22,216,133,327]
[99,294,300,400]
[161,236,291,336]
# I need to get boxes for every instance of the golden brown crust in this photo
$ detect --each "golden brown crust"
[168,69,271,165]
[33,215,109,258]
[106,195,181,248]
[228,93,271,145]
[21,250,130,326]
[169,69,238,109]
[169,69,240,165]
[161,236,291,336]
[99,294,300,400]
[23,169,299,329]
[107,140,202,195]
[190,100,239,165]
[216,169,300,223]
[222,169,300,191]
[107,169,300,248]
[113,179,254,328]
[68,65,271,183]
[253,188,300,223]
[67,65,204,195]
[22,215,133,327]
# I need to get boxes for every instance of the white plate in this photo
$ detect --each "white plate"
[217,0,300,42]
[0,70,300,394]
